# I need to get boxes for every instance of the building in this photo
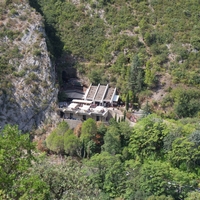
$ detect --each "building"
[59,84,119,122]
[84,83,119,106]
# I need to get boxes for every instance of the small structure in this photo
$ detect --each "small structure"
[59,84,119,122]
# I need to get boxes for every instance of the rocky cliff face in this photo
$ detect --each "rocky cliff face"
[0,1,58,131]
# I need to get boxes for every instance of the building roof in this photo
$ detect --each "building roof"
[82,105,90,111]
[94,85,107,102]
[86,85,98,100]
[68,103,78,109]
[65,91,85,99]
[62,103,108,117]
[84,84,117,103]
[112,95,119,102]
[104,87,115,102]
[72,99,93,104]
[93,106,105,113]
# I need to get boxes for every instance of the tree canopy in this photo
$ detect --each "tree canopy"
[0,125,49,199]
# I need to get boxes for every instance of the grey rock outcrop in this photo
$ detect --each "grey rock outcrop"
[0,2,58,131]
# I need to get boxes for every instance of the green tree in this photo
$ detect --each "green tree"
[88,69,102,84]
[163,127,182,153]
[56,121,70,135]
[95,122,107,153]
[102,126,121,155]
[45,130,57,151]
[129,55,139,92]
[14,174,49,200]
[171,88,200,118]
[136,69,143,93]
[185,192,200,200]
[46,121,69,154]
[81,118,97,142]
[109,118,118,126]
[118,121,132,147]
[143,100,150,116]
[146,195,174,200]
[86,140,97,158]
[139,160,197,199]
[139,161,171,197]
[51,135,64,154]
[168,137,200,170]
[85,152,125,198]
[139,18,149,35]
[190,36,200,50]
[80,118,97,157]
[33,156,103,200]
[144,61,156,88]
[97,122,107,137]
[125,92,129,111]
[46,130,64,154]
[129,55,144,95]
[103,160,126,198]
[128,114,168,162]
[189,130,200,148]
[64,129,81,156]
[0,125,49,199]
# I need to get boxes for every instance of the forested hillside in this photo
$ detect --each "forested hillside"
[2,0,200,199]
[31,0,200,119]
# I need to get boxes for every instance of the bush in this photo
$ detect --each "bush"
[29,72,39,81]
[33,49,42,56]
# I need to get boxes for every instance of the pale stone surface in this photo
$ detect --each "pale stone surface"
[0,2,58,131]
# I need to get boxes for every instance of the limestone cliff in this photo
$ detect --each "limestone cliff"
[0,1,58,131]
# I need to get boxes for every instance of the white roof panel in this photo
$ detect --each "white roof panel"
[82,105,90,110]
[112,95,119,102]
[93,106,105,112]
[68,103,78,109]
[72,99,93,104]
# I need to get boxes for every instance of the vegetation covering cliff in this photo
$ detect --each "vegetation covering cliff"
[0,0,58,131]
[32,0,200,119]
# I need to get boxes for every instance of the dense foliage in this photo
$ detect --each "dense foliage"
[2,0,200,199]
[28,0,200,118]
[0,125,49,199]
[37,116,200,199]
[2,116,200,199]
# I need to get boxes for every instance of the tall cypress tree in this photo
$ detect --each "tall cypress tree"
[129,55,139,92]
[129,55,143,94]
[126,93,129,111]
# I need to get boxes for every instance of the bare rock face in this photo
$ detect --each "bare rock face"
[0,2,58,131]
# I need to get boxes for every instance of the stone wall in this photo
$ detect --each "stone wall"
[64,119,82,129]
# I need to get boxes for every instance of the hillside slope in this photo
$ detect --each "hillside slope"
[0,1,58,131]
[32,0,200,119]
